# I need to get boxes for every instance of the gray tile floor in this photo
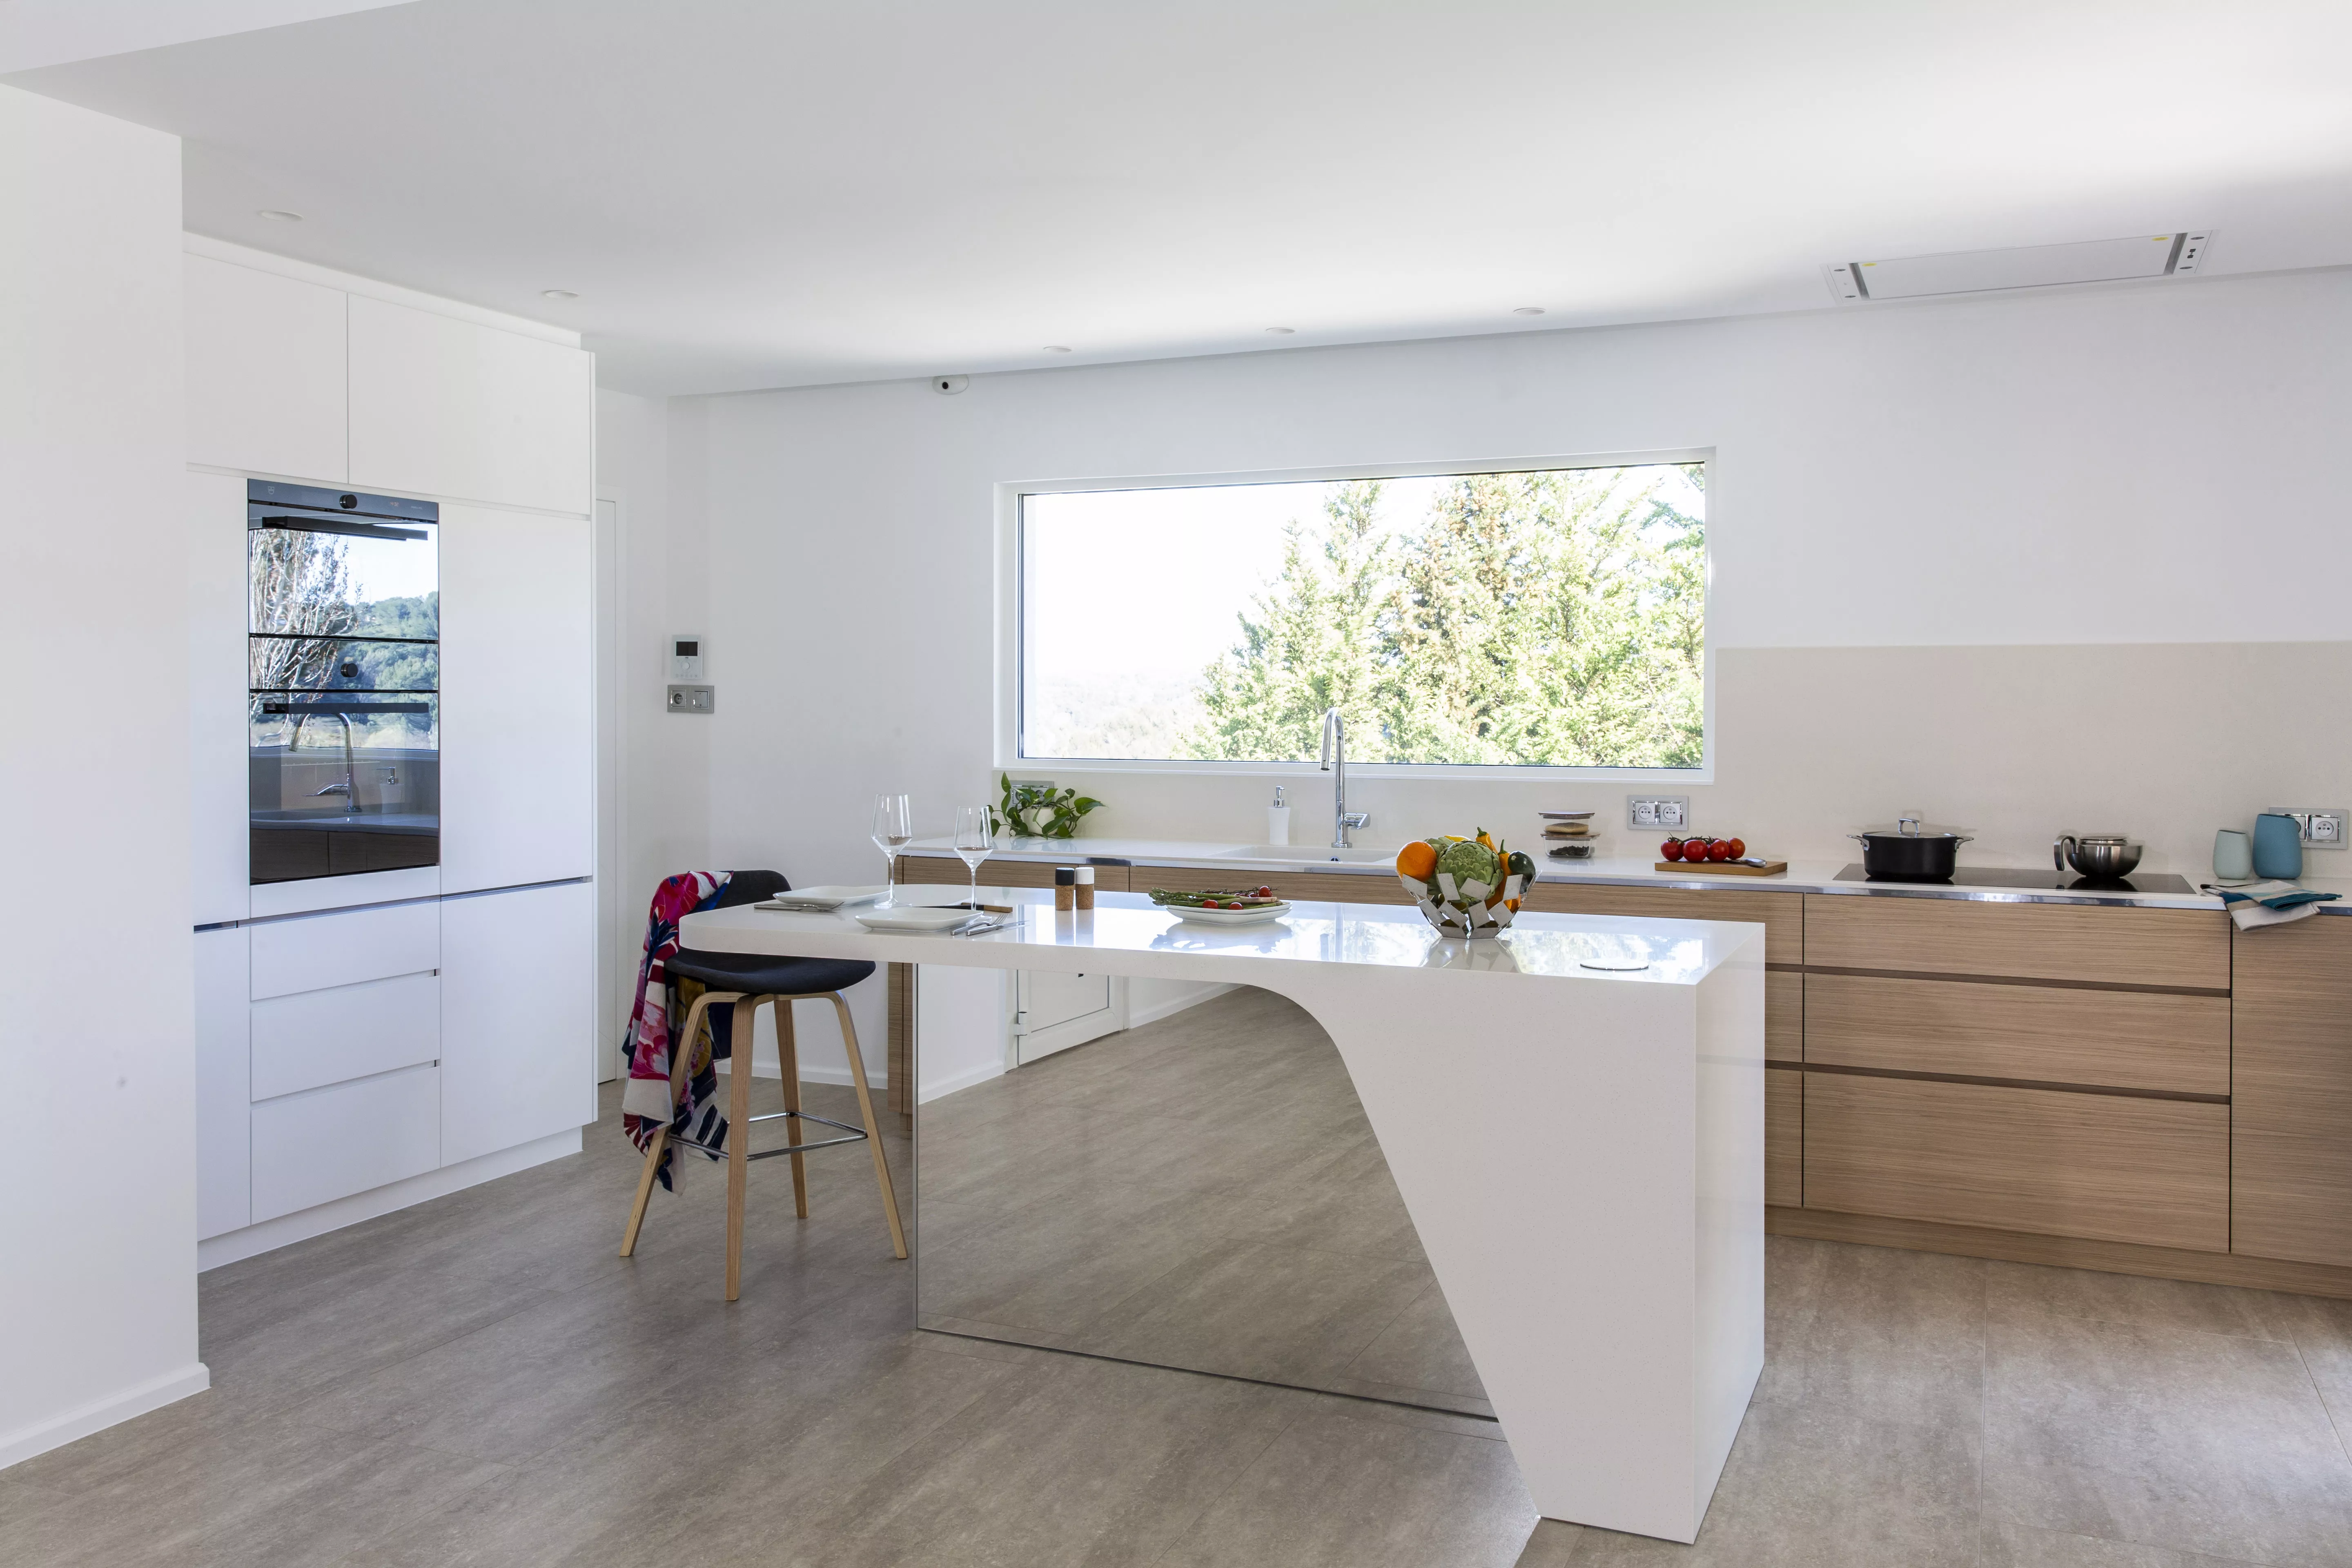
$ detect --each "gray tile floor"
[6,991,2352,1565]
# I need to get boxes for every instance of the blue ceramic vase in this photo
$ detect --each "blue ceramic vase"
[2252,813,2303,881]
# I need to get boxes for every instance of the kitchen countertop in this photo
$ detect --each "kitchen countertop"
[904,836,2352,913]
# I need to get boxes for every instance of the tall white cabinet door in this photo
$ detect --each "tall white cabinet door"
[190,470,251,925]
[439,881,597,1166]
[194,925,252,1240]
[183,254,347,482]
[347,295,594,514]
[439,503,594,893]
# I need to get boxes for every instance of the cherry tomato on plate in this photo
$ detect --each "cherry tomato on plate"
[1256,886,1273,898]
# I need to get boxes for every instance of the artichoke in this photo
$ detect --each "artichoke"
[1435,837,1501,894]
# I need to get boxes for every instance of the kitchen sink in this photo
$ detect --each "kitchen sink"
[1212,844,1400,866]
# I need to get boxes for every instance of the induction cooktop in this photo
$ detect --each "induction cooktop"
[1833,864,2196,895]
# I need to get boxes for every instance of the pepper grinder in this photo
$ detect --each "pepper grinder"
[1074,865,1096,911]
[1053,866,1076,911]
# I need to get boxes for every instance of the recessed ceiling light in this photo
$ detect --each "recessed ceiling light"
[541,289,579,301]
[1042,345,1072,354]
[256,209,303,222]
[1264,326,1296,336]
[1512,306,1546,316]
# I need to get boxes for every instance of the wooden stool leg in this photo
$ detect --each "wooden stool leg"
[618,1125,669,1256]
[829,991,908,1260]
[618,989,720,1257]
[723,996,758,1301]
[778,998,809,1218]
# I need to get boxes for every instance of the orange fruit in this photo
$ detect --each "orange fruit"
[1396,841,1438,881]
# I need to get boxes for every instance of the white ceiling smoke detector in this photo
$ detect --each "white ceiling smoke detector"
[1826,232,2212,304]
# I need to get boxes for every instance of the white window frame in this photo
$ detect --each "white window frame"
[994,448,1715,783]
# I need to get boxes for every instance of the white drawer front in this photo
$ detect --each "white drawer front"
[251,1064,440,1222]
[251,900,439,1000]
[252,971,440,1102]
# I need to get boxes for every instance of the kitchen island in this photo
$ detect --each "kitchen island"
[680,887,1768,1544]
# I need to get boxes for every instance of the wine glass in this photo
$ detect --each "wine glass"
[871,794,911,907]
[953,804,995,910]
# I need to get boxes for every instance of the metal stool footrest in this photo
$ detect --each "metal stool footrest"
[669,1109,871,1163]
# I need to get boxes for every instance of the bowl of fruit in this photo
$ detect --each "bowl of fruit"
[1395,831,1537,938]
[1147,886,1290,925]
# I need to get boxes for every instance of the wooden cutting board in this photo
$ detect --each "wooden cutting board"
[1654,859,1789,877]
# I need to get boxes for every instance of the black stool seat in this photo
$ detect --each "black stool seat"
[668,949,877,999]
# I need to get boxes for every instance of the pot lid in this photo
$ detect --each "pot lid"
[1857,822,1971,840]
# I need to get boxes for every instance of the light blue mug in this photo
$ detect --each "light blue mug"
[2252,813,2303,882]
[2214,829,2254,882]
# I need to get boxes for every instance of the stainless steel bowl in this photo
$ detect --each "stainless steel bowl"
[2055,834,2143,880]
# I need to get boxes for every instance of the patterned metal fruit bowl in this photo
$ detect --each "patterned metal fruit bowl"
[1394,832,1536,938]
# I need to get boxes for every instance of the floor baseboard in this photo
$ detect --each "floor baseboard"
[0,1362,210,1472]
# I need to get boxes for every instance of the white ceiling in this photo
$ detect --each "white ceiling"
[13,0,2352,396]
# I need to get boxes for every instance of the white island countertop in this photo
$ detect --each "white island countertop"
[681,884,1768,1543]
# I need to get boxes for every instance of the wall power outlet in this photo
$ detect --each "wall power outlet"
[1627,795,1690,830]
[2269,808,2348,850]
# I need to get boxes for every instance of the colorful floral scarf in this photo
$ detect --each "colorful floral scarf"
[620,871,735,1189]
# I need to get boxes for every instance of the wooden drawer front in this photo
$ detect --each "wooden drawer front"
[1766,971,1802,1064]
[251,900,439,1000]
[1803,1073,2227,1251]
[1802,895,2228,991]
[1805,973,2228,1096]
[252,971,440,1102]
[1522,884,1801,966]
[899,856,1130,892]
[2233,916,2352,1267]
[1137,865,1414,906]
[250,1063,440,1223]
[1766,1067,1800,1208]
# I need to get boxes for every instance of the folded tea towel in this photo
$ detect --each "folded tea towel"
[621,871,737,1189]
[2198,878,2340,931]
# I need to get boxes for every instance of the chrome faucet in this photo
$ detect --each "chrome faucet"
[1319,706,1371,849]
[290,711,361,814]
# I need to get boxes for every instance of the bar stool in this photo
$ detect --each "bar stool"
[618,915,907,1301]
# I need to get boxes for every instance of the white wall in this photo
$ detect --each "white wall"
[0,86,205,1466]
[650,268,2351,880]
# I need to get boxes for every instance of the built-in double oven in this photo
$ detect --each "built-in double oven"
[247,481,441,884]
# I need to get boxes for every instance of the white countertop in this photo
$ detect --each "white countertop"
[682,884,1754,986]
[904,836,2352,913]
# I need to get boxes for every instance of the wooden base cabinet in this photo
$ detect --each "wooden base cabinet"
[2233,915,2352,1267]
[1802,1073,2228,1252]
[1765,1067,1800,1208]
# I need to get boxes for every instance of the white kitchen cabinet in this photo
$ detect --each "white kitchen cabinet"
[251,1064,441,1223]
[195,926,252,1240]
[250,899,439,1000]
[189,470,251,926]
[251,971,440,1102]
[347,295,593,514]
[184,253,347,482]
[438,503,594,894]
[1016,969,1125,1064]
[439,881,597,1166]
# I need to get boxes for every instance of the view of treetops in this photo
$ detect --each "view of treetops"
[248,525,439,747]
[1020,463,1705,768]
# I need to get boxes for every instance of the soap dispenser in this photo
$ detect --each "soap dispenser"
[1267,785,1291,847]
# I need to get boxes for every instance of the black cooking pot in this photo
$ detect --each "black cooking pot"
[1852,819,1973,882]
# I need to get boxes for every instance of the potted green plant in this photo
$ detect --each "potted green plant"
[993,775,1103,840]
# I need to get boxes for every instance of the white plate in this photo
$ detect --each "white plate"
[1167,902,1290,926]
[854,906,983,933]
[757,884,885,911]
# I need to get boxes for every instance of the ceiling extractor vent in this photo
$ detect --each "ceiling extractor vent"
[1825,232,2211,304]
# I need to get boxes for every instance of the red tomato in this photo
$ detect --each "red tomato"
[1660,839,1685,861]
[1708,840,1734,862]
[1682,837,1710,860]
[1256,886,1273,897]
[1727,837,1747,859]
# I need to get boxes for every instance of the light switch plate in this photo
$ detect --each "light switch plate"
[666,684,715,715]
[1627,795,1690,830]
[2268,807,2348,850]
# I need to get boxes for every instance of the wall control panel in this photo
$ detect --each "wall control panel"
[670,635,705,679]
[666,684,714,715]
